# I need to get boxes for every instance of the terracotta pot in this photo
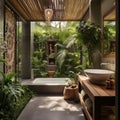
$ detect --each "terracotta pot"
[47,71,55,77]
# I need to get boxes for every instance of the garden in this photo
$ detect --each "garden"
[32,21,104,78]
[32,21,89,78]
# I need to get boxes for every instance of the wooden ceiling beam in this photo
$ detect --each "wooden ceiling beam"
[6,0,90,21]
[18,1,33,20]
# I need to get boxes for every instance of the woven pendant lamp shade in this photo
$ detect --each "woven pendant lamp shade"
[44,9,53,22]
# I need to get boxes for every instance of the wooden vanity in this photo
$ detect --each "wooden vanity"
[77,75,115,120]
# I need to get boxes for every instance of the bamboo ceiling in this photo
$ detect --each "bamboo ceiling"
[104,7,116,21]
[6,0,90,21]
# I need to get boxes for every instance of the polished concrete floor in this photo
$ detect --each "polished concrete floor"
[17,96,86,120]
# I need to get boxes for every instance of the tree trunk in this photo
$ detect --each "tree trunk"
[92,49,102,68]
[88,48,102,69]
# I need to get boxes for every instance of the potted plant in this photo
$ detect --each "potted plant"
[76,20,102,68]
[63,71,79,102]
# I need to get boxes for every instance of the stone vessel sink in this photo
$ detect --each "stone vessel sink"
[84,69,114,85]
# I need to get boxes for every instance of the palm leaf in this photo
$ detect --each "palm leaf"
[66,35,76,48]
[56,49,68,69]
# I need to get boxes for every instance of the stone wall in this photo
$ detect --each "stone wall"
[5,6,16,74]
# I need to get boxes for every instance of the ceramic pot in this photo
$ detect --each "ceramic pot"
[47,71,55,77]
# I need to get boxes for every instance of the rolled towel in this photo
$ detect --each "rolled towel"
[81,90,86,98]
[85,98,93,115]
[81,90,89,101]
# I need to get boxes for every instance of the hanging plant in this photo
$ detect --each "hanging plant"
[76,20,102,68]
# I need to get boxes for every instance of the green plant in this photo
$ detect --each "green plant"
[32,32,48,77]
[64,71,79,89]
[0,38,33,119]
[0,61,33,119]
[33,21,87,77]
[103,21,116,54]
[63,70,80,102]
[76,20,102,68]
[56,34,87,78]
[49,52,56,58]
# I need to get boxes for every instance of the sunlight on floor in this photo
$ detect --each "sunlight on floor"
[38,96,80,112]
[17,96,86,120]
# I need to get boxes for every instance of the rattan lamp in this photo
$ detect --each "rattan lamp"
[44,8,53,22]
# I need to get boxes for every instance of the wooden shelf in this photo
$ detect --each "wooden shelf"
[78,75,115,120]
[79,93,93,120]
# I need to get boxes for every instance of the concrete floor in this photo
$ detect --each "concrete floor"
[17,96,86,120]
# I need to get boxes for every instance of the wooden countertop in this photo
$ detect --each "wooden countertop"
[78,75,115,98]
[78,75,115,120]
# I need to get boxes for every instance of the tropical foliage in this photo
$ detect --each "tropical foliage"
[32,32,48,77]
[0,68,33,120]
[103,21,116,54]
[0,41,33,120]
[76,20,102,68]
[32,21,88,78]
[55,34,83,77]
